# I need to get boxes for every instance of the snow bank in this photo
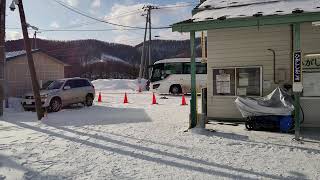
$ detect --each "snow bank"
[5,98,23,112]
[92,79,148,92]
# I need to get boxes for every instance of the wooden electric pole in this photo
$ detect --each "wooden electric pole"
[0,0,6,116]
[139,12,149,80]
[16,0,43,120]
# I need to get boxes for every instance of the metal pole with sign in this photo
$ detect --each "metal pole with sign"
[292,23,302,140]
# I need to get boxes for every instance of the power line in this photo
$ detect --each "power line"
[52,0,170,30]
[157,3,196,9]
[62,9,143,29]
[38,28,142,32]
[7,27,149,33]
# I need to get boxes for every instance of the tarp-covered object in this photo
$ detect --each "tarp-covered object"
[235,87,294,117]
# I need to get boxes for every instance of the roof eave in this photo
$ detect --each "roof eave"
[172,12,320,32]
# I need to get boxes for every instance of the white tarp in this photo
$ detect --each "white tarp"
[235,87,294,117]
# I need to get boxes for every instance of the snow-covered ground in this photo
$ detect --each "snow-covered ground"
[1,79,320,179]
[92,78,148,92]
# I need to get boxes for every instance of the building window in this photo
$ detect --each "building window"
[213,67,262,96]
[236,67,261,96]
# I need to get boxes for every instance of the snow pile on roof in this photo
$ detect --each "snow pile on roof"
[92,79,148,91]
[194,0,320,22]
[199,0,280,9]
[5,50,27,59]
[154,58,202,64]
[5,49,39,60]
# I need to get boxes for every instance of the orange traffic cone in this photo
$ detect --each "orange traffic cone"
[98,92,102,102]
[123,93,128,104]
[152,93,157,105]
[181,94,187,105]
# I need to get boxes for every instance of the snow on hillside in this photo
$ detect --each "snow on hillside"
[92,79,148,92]
[87,54,130,65]
[101,54,129,64]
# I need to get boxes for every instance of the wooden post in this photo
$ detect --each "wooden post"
[17,0,43,120]
[0,0,6,116]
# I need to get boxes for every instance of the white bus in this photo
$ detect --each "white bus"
[150,58,207,94]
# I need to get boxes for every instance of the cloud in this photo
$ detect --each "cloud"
[106,1,192,44]
[105,3,192,29]
[113,34,143,46]
[5,31,46,41]
[157,29,189,40]
[50,21,60,28]
[91,0,101,8]
[105,3,146,29]
[6,31,22,41]
[64,0,78,6]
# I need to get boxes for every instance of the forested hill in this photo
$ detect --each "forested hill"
[5,38,201,78]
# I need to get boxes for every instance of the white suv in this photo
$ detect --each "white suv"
[21,78,95,112]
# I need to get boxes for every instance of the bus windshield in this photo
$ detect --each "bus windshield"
[151,63,165,82]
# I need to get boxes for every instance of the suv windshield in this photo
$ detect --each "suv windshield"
[41,80,54,90]
[47,80,65,90]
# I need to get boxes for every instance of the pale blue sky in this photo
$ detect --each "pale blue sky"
[6,0,196,45]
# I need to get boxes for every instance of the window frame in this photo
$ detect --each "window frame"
[212,66,263,97]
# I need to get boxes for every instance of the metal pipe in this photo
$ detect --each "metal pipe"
[268,48,276,83]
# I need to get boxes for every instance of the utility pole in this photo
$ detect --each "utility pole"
[138,12,149,81]
[33,31,37,49]
[148,7,152,79]
[0,0,6,116]
[28,25,39,49]
[139,5,158,80]
[12,0,43,120]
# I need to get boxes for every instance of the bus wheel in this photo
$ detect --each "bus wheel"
[170,85,182,95]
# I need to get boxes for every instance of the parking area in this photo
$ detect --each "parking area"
[1,91,320,179]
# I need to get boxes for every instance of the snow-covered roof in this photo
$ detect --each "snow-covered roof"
[5,49,68,66]
[193,0,320,22]
[154,58,203,64]
[5,49,40,61]
[5,50,29,59]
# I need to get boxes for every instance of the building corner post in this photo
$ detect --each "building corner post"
[293,23,301,140]
[190,30,197,128]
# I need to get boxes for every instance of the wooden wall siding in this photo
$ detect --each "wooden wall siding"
[206,22,320,123]
[300,23,320,127]
[301,23,320,54]
[207,24,292,119]
[5,52,64,97]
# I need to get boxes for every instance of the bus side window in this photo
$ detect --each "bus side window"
[183,63,191,74]
[165,63,183,74]
[196,63,207,74]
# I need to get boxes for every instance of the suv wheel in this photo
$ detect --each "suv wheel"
[170,85,182,95]
[85,94,93,107]
[50,98,62,112]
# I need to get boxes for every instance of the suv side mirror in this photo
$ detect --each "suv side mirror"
[63,86,71,90]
